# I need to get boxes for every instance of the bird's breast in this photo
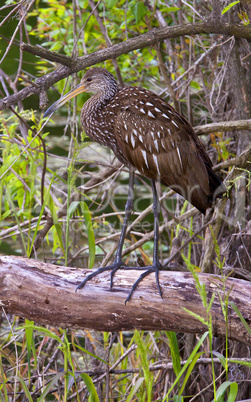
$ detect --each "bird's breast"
[81,103,130,166]
[81,106,115,145]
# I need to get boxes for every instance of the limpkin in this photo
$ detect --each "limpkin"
[44,67,225,302]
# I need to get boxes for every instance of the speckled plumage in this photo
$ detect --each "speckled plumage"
[80,68,225,213]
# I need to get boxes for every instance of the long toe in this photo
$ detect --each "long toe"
[125,266,156,304]
[125,262,164,303]
[76,265,118,292]
[76,261,128,293]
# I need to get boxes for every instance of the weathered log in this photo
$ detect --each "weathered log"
[0,255,250,345]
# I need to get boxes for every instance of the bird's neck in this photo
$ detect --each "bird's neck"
[81,86,119,139]
[81,86,119,122]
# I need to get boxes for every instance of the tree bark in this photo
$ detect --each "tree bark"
[1,255,251,345]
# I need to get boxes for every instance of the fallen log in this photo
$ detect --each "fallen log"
[0,255,250,345]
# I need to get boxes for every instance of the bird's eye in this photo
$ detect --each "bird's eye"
[87,77,92,82]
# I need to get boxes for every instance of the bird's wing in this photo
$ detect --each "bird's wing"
[111,87,212,211]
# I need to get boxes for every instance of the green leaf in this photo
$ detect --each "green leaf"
[125,377,145,402]
[106,0,119,8]
[73,343,108,364]
[212,351,226,369]
[230,301,251,337]
[25,320,34,380]
[67,201,80,219]
[18,324,63,344]
[17,376,33,401]
[174,396,183,402]
[222,1,240,15]
[48,193,65,255]
[80,373,99,402]
[166,332,181,377]
[179,352,204,396]
[134,330,153,401]
[164,332,209,400]
[228,359,251,368]
[80,202,95,269]
[37,372,65,402]
[54,222,65,256]
[0,354,8,401]
[163,7,180,12]
[213,381,238,402]
[183,308,208,326]
[190,81,201,90]
[227,382,238,402]
[132,2,147,24]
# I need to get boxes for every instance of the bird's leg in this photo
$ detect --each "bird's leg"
[124,180,163,303]
[76,176,163,302]
[76,169,134,292]
[151,179,163,295]
[109,169,134,286]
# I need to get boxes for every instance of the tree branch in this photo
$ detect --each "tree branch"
[194,119,251,135]
[1,255,251,345]
[1,22,251,110]
[20,43,75,67]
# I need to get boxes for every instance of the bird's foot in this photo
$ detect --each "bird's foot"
[76,261,163,304]
[123,261,163,304]
[75,260,127,293]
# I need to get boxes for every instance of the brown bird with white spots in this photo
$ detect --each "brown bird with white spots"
[44,67,225,302]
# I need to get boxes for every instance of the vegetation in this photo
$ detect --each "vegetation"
[0,0,251,400]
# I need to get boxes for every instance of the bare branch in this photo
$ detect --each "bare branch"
[194,119,251,135]
[21,43,75,67]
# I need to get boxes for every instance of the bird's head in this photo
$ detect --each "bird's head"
[43,68,118,117]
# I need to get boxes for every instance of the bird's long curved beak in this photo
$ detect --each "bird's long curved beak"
[43,82,87,117]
